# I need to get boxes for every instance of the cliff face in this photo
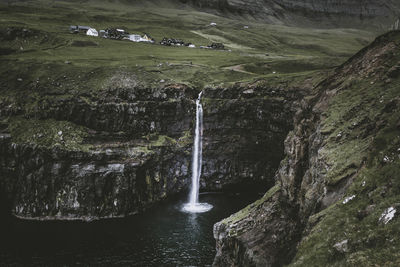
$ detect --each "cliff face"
[0,84,197,220]
[0,74,309,220]
[213,31,400,266]
[201,83,306,191]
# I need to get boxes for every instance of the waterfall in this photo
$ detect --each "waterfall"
[189,91,203,204]
[182,92,213,213]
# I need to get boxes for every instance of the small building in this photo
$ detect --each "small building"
[86,28,98,37]
[160,37,184,46]
[126,34,155,43]
[79,26,90,30]
[99,30,106,38]
[160,37,171,46]
[128,34,142,42]
[105,28,127,39]
[69,25,78,33]
[142,33,155,43]
[69,25,91,34]
[78,25,90,33]
[209,43,224,50]
[210,22,217,26]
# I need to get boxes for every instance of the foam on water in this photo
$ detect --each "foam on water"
[182,203,213,213]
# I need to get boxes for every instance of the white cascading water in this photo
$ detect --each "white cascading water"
[182,92,213,213]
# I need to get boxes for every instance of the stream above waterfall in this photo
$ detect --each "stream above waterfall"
[0,192,260,266]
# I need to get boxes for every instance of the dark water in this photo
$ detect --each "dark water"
[0,193,259,266]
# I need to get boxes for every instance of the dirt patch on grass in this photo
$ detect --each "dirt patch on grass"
[71,40,99,47]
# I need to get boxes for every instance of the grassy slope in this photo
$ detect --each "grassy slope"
[289,33,400,266]
[0,0,376,90]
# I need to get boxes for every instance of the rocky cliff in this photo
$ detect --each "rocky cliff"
[0,69,311,220]
[0,84,197,220]
[201,82,307,191]
[213,30,400,266]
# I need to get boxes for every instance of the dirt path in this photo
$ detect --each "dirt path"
[190,30,253,50]
[223,64,255,75]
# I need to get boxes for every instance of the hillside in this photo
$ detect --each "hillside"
[179,0,400,29]
[213,30,400,266]
[0,0,377,90]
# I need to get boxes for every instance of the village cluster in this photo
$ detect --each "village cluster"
[69,24,225,50]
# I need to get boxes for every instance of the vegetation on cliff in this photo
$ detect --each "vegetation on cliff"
[214,30,400,267]
[290,31,400,266]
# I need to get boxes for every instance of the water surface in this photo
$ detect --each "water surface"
[0,193,259,266]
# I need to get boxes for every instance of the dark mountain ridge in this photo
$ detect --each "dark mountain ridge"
[178,0,400,29]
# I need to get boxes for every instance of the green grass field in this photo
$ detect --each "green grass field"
[0,0,378,91]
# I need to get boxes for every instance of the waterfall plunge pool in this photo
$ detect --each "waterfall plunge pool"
[0,192,260,266]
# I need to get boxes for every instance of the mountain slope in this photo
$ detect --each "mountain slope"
[179,0,400,29]
[213,30,400,266]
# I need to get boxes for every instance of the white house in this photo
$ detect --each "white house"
[128,34,155,43]
[141,33,154,43]
[128,34,143,42]
[86,28,98,37]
